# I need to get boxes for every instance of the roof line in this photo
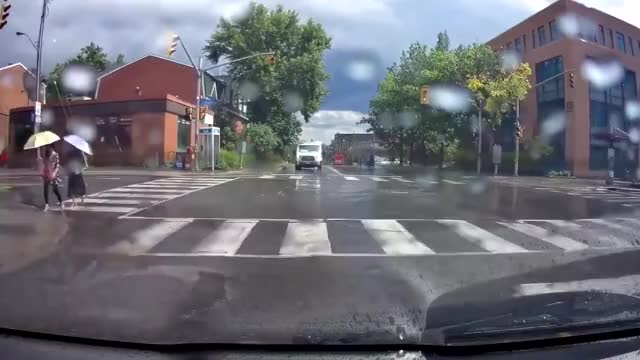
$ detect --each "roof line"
[0,63,35,78]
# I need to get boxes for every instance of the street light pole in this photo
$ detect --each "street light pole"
[514,99,520,176]
[34,0,48,133]
[477,105,482,174]
[16,32,37,51]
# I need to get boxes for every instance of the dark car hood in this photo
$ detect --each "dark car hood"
[0,247,639,346]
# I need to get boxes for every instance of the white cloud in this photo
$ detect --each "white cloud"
[301,110,368,144]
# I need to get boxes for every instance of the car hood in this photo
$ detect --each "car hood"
[0,247,639,346]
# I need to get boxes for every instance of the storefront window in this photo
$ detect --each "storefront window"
[177,117,191,153]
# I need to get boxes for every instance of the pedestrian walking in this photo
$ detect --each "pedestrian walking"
[66,148,87,207]
[42,144,63,212]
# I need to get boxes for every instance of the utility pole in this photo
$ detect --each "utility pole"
[514,100,520,176]
[477,105,482,174]
[34,0,48,133]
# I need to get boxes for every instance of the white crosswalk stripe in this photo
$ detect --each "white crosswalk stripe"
[392,177,413,183]
[74,217,640,257]
[289,175,303,180]
[442,180,465,185]
[63,177,236,214]
[370,177,388,182]
[344,176,359,181]
[259,175,275,179]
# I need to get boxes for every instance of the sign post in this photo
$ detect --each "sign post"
[492,144,502,176]
[240,141,247,169]
[34,101,42,125]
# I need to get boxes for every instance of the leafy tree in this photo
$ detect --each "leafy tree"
[204,2,332,151]
[46,42,125,102]
[247,123,279,157]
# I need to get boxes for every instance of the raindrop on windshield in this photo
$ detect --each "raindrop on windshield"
[500,50,521,72]
[148,128,162,145]
[346,58,376,82]
[67,120,96,142]
[580,58,624,90]
[220,2,251,23]
[429,85,472,113]
[469,179,487,194]
[41,109,54,127]
[541,112,566,138]
[238,80,261,101]
[399,111,417,128]
[557,13,597,40]
[379,112,395,129]
[629,128,640,144]
[61,64,97,93]
[283,91,304,113]
[625,101,640,121]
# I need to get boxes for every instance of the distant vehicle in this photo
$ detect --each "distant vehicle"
[334,153,345,165]
[295,141,323,170]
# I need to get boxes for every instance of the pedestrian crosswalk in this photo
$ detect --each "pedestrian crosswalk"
[72,217,640,257]
[542,187,640,207]
[62,177,236,214]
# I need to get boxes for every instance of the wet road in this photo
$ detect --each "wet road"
[2,166,640,345]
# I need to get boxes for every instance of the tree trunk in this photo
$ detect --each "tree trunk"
[409,143,414,167]
[438,142,445,170]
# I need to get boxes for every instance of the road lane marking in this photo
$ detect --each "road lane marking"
[192,221,257,254]
[279,222,332,255]
[108,188,190,193]
[392,177,413,183]
[498,222,588,251]
[96,177,121,180]
[344,176,359,181]
[107,221,190,255]
[442,180,465,185]
[362,220,434,255]
[65,199,159,205]
[437,220,527,253]
[543,220,629,248]
[127,184,205,189]
[370,177,388,182]
[94,193,176,199]
[579,218,636,233]
[149,180,226,184]
[289,175,303,180]
[325,165,343,176]
[259,175,275,179]
[61,206,138,213]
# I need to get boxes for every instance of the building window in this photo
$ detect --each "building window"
[536,56,565,171]
[514,37,522,53]
[538,25,547,46]
[532,30,536,48]
[617,31,626,53]
[536,56,564,102]
[506,41,512,49]
[522,34,527,53]
[598,25,606,45]
[609,29,615,49]
[629,36,635,55]
[549,20,559,41]
[177,117,190,153]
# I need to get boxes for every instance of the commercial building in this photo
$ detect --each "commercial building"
[0,63,36,153]
[488,0,640,177]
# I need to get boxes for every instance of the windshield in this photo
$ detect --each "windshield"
[2,0,640,349]
[298,145,320,152]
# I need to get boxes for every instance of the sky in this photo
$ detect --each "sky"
[1,0,638,144]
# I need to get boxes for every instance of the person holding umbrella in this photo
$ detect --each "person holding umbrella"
[42,144,64,212]
[64,135,91,207]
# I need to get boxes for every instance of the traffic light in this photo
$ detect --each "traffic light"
[168,34,179,57]
[569,72,575,88]
[420,85,430,105]
[199,106,207,121]
[185,107,193,121]
[515,122,523,140]
[0,1,11,30]
[265,54,275,65]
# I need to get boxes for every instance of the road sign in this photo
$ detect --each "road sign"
[200,98,216,106]
[34,101,41,116]
[199,127,213,135]
[492,144,502,164]
[241,141,247,154]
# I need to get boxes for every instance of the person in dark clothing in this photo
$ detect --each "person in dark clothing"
[67,149,87,207]
[42,144,63,212]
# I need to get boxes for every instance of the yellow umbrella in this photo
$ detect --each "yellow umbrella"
[23,131,60,150]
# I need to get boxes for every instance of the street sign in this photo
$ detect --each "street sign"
[199,127,213,135]
[212,127,220,135]
[492,144,502,165]
[34,101,41,116]
[200,98,216,106]
[241,141,247,154]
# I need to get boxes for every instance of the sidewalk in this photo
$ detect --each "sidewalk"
[0,163,288,177]
[490,175,640,191]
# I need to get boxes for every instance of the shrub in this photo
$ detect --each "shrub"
[220,150,241,170]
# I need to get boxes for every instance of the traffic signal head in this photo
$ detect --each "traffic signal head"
[265,54,275,65]
[185,107,193,120]
[0,1,11,30]
[515,122,524,139]
[168,34,179,57]
[569,72,575,88]
[420,85,430,105]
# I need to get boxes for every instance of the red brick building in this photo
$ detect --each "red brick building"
[488,0,640,177]
[0,63,36,153]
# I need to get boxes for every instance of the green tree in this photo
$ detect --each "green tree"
[204,2,332,152]
[46,43,125,102]
[247,123,279,157]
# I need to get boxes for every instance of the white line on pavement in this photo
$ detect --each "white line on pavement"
[392,177,413,183]
[498,221,588,251]
[437,220,527,253]
[344,176,359,181]
[126,184,205,189]
[191,221,257,254]
[543,220,629,248]
[325,165,343,176]
[362,220,434,255]
[65,199,158,205]
[370,177,389,182]
[259,175,275,179]
[289,175,303,180]
[62,205,138,213]
[442,180,465,185]
[579,218,636,233]
[94,193,176,199]
[107,221,190,255]
[107,188,189,193]
[280,222,332,255]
